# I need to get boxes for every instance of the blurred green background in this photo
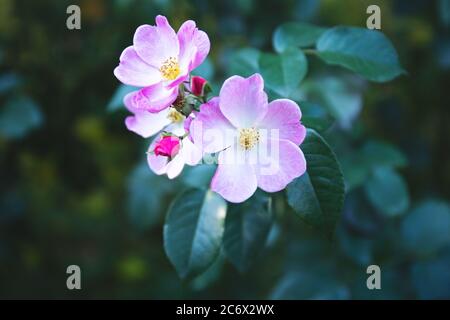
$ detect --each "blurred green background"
[0,0,449,299]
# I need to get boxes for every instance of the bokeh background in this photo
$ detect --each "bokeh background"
[1,0,449,299]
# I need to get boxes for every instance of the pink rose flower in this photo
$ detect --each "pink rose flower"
[191,74,307,203]
[148,133,203,179]
[114,15,210,112]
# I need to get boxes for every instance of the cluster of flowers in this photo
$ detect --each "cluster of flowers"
[114,16,307,203]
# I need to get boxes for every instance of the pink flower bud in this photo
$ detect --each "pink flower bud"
[154,135,181,158]
[190,76,208,96]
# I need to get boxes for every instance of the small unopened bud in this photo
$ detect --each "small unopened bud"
[190,76,210,97]
[153,135,181,158]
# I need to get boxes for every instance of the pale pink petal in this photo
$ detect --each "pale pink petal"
[147,135,169,175]
[219,74,268,128]
[124,111,171,138]
[126,83,178,113]
[180,137,203,166]
[133,15,179,68]
[166,154,185,179]
[177,20,210,72]
[257,99,306,145]
[113,46,161,87]
[255,139,306,193]
[190,97,236,154]
[211,148,258,203]
[147,154,168,175]
[165,122,186,136]
[184,113,195,138]
[123,93,171,138]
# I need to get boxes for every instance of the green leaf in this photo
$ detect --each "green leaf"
[223,192,273,272]
[164,188,227,279]
[303,76,362,129]
[401,199,450,257]
[107,84,137,112]
[340,154,369,191]
[0,95,43,139]
[127,163,174,230]
[190,253,225,291]
[364,166,410,217]
[316,27,405,82]
[270,272,349,300]
[181,164,217,189]
[228,48,260,77]
[260,47,308,98]
[337,225,372,266]
[341,191,380,235]
[300,101,334,132]
[286,129,345,236]
[411,250,450,299]
[340,140,407,191]
[360,140,407,168]
[273,22,326,52]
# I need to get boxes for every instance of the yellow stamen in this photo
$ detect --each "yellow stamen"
[167,108,184,123]
[239,128,260,150]
[160,57,180,80]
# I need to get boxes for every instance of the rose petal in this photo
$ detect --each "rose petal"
[184,113,195,139]
[123,92,172,137]
[165,121,186,137]
[211,148,258,203]
[219,74,268,128]
[177,20,210,72]
[124,110,171,138]
[255,139,306,193]
[113,46,161,87]
[257,99,306,145]
[190,97,236,153]
[166,73,189,89]
[166,154,185,179]
[125,84,178,113]
[180,137,203,166]
[133,15,179,68]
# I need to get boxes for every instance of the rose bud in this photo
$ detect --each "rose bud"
[153,135,181,158]
[190,76,209,97]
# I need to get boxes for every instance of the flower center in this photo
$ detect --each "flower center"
[239,128,260,150]
[167,108,184,123]
[160,57,180,80]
